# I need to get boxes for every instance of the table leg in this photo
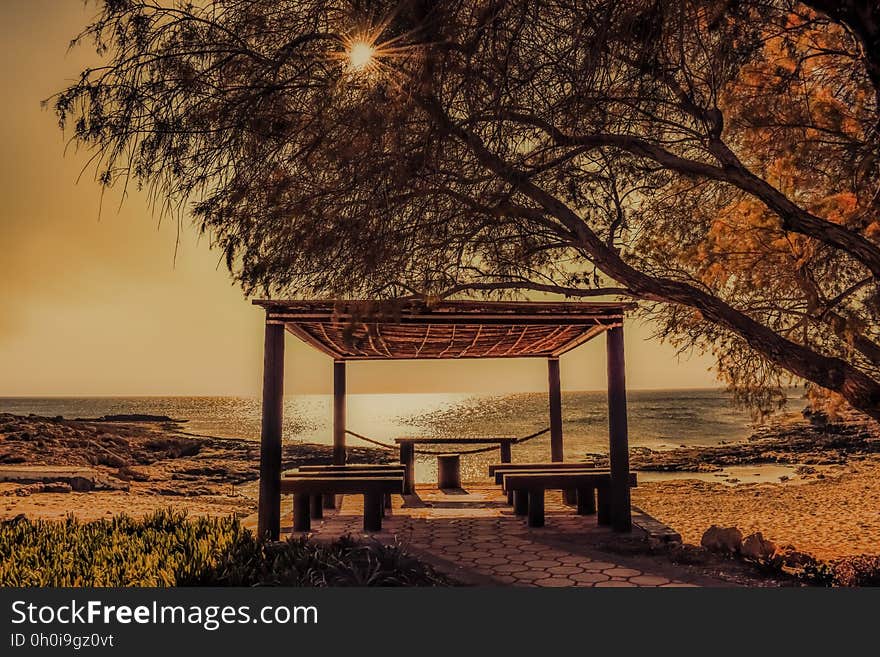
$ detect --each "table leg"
[400,443,415,494]
[500,441,512,463]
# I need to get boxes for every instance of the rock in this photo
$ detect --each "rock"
[775,545,817,569]
[741,532,778,561]
[700,525,743,554]
[42,482,73,494]
[116,466,151,482]
[68,476,95,492]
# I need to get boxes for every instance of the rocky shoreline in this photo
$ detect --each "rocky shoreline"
[588,411,879,472]
[0,413,389,498]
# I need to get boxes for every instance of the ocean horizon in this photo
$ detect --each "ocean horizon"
[0,387,797,448]
[1,388,801,483]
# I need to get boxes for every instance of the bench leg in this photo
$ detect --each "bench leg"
[562,489,578,506]
[576,487,596,515]
[506,489,514,505]
[597,487,612,526]
[513,490,529,516]
[363,492,383,532]
[310,494,323,520]
[293,494,311,532]
[527,490,545,528]
[384,493,392,515]
[322,493,336,510]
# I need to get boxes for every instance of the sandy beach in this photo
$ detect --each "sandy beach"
[634,456,880,560]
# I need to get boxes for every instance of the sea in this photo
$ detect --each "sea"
[0,389,793,482]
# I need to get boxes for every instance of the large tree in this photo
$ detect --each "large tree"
[53,0,880,419]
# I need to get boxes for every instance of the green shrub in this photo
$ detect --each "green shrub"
[0,510,452,587]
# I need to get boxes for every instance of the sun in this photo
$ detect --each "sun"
[347,40,376,71]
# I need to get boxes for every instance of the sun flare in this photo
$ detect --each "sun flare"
[347,40,376,71]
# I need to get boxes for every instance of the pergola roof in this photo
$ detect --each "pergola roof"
[253,299,634,361]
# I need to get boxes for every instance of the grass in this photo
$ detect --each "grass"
[0,510,452,587]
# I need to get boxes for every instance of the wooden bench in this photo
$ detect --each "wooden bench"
[493,467,610,486]
[489,462,602,504]
[502,472,637,528]
[281,476,403,532]
[289,464,405,508]
[297,464,405,472]
[488,461,599,476]
[284,468,404,516]
[498,468,611,515]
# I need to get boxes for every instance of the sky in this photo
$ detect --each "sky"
[0,1,720,397]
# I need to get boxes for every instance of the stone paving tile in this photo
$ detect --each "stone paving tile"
[295,483,708,588]
[533,577,575,587]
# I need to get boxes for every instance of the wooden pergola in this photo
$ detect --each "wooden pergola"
[253,299,636,538]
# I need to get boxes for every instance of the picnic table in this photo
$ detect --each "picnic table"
[394,437,516,493]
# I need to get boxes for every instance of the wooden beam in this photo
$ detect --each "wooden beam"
[268,313,624,326]
[606,325,632,532]
[333,360,346,465]
[548,358,564,462]
[258,319,285,540]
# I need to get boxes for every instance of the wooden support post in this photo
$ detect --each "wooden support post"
[333,360,347,465]
[548,358,564,461]
[322,493,336,509]
[606,325,632,532]
[258,320,285,540]
[550,358,576,505]
[400,442,415,494]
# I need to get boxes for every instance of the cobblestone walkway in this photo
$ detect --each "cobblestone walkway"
[284,484,717,587]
